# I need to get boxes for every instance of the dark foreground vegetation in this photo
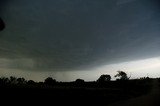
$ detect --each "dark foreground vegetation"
[0,71,153,106]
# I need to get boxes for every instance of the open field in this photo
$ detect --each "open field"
[0,78,153,106]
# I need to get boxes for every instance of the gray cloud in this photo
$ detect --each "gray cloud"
[0,0,160,71]
[117,0,137,5]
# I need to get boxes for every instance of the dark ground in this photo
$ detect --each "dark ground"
[0,79,153,106]
[109,79,160,106]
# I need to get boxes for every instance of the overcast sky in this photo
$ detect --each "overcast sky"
[0,0,160,81]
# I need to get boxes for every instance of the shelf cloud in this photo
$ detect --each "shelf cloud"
[0,0,160,73]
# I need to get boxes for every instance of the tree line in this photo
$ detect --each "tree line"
[0,71,130,86]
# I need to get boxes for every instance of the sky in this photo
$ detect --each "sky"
[0,0,160,81]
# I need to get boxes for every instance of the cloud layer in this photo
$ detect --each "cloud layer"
[0,0,160,71]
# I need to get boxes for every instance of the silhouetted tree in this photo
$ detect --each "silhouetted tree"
[115,71,129,80]
[140,77,150,80]
[9,76,17,84]
[44,77,56,86]
[75,79,85,83]
[27,80,35,85]
[97,74,111,82]
[74,79,85,87]
[0,77,9,85]
[17,77,26,84]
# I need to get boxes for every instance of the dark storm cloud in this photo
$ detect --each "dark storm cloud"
[0,0,160,71]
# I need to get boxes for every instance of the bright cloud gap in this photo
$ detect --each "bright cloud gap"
[0,57,160,81]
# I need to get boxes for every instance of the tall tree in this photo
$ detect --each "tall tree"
[97,74,111,82]
[114,71,130,80]
[44,77,56,86]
